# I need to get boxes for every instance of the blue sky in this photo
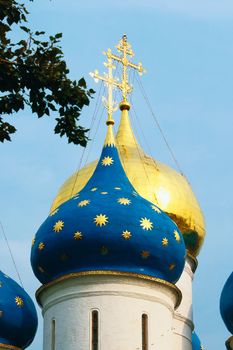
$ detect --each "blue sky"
[1,1,233,349]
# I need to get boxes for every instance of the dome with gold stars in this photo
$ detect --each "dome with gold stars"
[31,122,186,285]
[50,106,205,258]
[220,272,233,334]
[0,270,38,349]
[50,35,206,258]
[192,332,204,350]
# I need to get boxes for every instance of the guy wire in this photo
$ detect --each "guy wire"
[135,74,185,176]
[0,220,24,288]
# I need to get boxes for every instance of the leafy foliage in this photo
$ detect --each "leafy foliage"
[0,0,94,145]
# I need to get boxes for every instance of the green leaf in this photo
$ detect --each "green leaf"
[20,26,30,33]
[55,33,62,39]
[0,0,93,146]
[35,31,45,36]
[78,77,87,88]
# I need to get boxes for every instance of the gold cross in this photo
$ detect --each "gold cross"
[90,54,119,123]
[90,35,145,119]
[106,34,145,102]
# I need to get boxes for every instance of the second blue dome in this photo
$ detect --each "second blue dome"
[0,271,38,349]
[192,332,204,350]
[220,272,233,334]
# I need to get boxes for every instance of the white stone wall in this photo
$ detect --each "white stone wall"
[172,256,196,350]
[38,274,180,350]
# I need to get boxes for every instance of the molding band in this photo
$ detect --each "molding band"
[0,344,21,350]
[41,290,176,316]
[226,336,233,350]
[36,270,182,309]
[187,252,198,273]
[173,312,194,330]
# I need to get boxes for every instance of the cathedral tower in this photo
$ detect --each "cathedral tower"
[31,36,206,350]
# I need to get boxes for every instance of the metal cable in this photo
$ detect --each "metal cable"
[69,80,104,197]
[83,61,120,167]
[129,94,159,171]
[83,105,105,167]
[135,74,185,176]
[0,220,24,288]
[127,95,159,205]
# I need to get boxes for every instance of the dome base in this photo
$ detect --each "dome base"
[36,270,182,309]
[0,344,21,350]
[37,272,182,350]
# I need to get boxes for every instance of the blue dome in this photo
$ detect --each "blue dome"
[0,271,38,349]
[192,332,204,350]
[220,272,233,334]
[31,126,186,285]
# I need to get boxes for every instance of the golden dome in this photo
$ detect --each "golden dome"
[50,108,205,257]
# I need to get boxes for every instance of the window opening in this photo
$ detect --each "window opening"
[142,313,148,350]
[51,319,55,350]
[91,310,99,350]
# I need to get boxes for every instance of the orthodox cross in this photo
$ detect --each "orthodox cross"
[90,35,145,120]
[90,54,118,123]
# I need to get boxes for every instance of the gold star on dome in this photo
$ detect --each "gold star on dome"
[140,217,153,231]
[100,246,109,255]
[38,266,45,273]
[50,208,59,216]
[94,214,109,227]
[162,238,168,246]
[169,263,176,271]
[101,192,108,195]
[38,242,45,250]
[91,187,98,192]
[60,254,68,262]
[53,220,64,232]
[141,250,150,259]
[174,230,181,242]
[114,187,121,190]
[118,197,131,205]
[74,231,83,240]
[32,237,35,246]
[151,205,161,214]
[78,199,91,207]
[15,296,23,308]
[101,156,114,166]
[122,230,132,240]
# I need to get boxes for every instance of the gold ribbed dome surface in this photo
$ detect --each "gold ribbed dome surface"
[50,109,205,257]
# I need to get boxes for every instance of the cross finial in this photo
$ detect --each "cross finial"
[90,35,145,115]
[90,53,118,125]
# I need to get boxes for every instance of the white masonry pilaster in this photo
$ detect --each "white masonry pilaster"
[172,255,197,350]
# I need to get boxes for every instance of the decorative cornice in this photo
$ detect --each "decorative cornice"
[36,270,182,309]
[42,290,177,316]
[187,252,198,273]
[173,312,194,330]
[173,331,192,342]
[0,344,21,350]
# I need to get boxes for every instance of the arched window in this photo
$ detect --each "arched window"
[51,319,56,350]
[142,314,148,350]
[91,310,99,350]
